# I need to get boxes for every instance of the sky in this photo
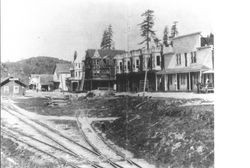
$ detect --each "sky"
[1,0,213,62]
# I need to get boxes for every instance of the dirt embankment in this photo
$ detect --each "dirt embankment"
[87,97,214,168]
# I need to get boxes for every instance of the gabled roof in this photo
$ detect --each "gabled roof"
[173,32,201,40]
[0,77,27,87]
[39,74,54,85]
[73,55,84,63]
[54,63,71,74]
[85,49,126,59]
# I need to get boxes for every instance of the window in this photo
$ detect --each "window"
[14,86,19,93]
[119,62,123,71]
[193,52,197,63]
[127,61,131,71]
[136,59,139,68]
[191,52,194,63]
[156,55,161,66]
[191,52,197,63]
[147,57,151,68]
[4,86,9,93]
[176,54,181,65]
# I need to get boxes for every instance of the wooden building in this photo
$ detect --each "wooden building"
[156,32,214,92]
[84,49,125,91]
[1,77,27,96]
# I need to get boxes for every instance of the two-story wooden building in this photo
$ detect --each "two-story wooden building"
[84,49,126,91]
[115,46,163,92]
[114,32,214,92]
[156,32,214,92]
[67,52,85,92]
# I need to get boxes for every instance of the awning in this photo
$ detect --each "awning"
[157,65,210,75]
[203,69,214,74]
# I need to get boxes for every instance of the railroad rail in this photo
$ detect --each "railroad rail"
[1,105,106,168]
[75,110,143,168]
[1,130,82,168]
[2,102,130,168]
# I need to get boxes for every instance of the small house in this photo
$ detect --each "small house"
[29,74,54,91]
[1,77,27,96]
[53,63,71,91]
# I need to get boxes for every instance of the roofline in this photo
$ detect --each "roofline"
[197,45,213,50]
[172,32,202,40]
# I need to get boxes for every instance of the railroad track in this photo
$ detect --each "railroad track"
[1,130,82,168]
[75,110,143,168]
[75,111,126,168]
[1,102,132,168]
[1,105,106,168]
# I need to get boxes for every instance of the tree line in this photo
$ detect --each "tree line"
[100,9,179,50]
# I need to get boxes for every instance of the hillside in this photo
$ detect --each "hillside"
[1,56,71,84]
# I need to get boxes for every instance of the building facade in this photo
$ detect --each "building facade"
[114,32,214,92]
[29,74,54,91]
[67,53,85,92]
[115,46,163,92]
[157,32,214,92]
[84,49,126,91]
[1,77,26,96]
[53,63,71,91]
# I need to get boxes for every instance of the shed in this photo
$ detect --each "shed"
[1,77,27,96]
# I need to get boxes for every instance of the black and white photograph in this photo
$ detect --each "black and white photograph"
[1,0,220,167]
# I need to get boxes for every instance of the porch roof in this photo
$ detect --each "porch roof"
[203,69,214,74]
[157,65,210,75]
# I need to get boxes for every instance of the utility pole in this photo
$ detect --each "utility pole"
[143,69,148,97]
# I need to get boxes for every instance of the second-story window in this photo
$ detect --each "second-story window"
[136,59,139,69]
[156,55,161,66]
[193,51,197,63]
[191,52,197,63]
[119,62,122,71]
[176,54,181,65]
[128,61,131,71]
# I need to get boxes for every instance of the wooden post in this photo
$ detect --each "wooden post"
[199,71,202,83]
[155,73,158,91]
[164,74,168,91]
[189,72,191,91]
[91,79,92,90]
[143,69,148,97]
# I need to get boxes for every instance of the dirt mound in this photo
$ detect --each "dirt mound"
[89,97,214,168]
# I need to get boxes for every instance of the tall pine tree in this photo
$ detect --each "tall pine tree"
[138,9,156,49]
[163,26,169,47]
[100,30,108,49]
[106,24,113,49]
[100,25,114,49]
